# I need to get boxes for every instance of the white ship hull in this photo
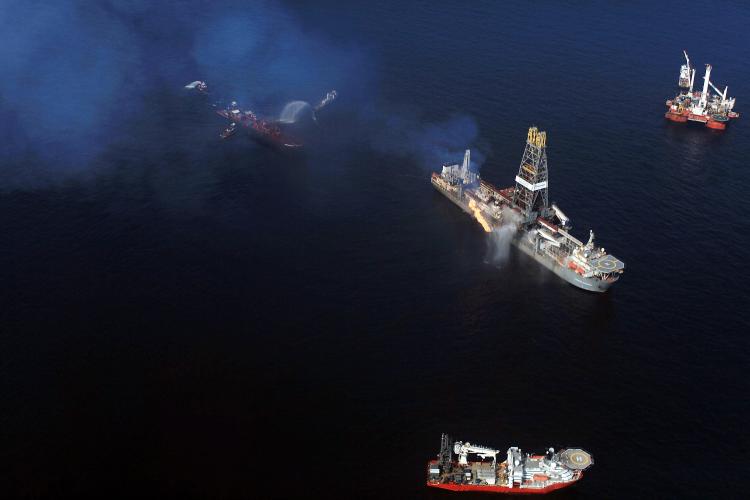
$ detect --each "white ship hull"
[515,236,616,292]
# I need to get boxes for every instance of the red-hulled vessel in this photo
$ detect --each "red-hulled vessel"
[427,434,593,494]
[665,51,739,130]
[185,81,337,149]
[216,104,303,149]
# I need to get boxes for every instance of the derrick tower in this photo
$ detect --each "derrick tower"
[512,126,549,219]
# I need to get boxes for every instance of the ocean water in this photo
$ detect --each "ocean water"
[2,1,749,498]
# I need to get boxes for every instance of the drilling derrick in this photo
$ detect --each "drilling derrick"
[512,127,549,221]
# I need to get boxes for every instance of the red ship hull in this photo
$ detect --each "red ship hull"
[426,459,583,495]
[664,106,737,130]
[426,478,580,494]
[216,110,303,148]
[664,110,734,130]
[248,126,303,149]
[665,111,688,123]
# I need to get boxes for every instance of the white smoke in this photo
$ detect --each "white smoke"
[487,208,523,267]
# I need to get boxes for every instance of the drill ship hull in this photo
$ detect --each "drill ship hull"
[431,128,624,293]
[431,176,613,292]
[516,227,614,292]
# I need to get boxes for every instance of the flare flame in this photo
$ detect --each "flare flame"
[468,198,492,233]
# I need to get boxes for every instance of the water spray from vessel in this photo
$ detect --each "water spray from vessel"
[487,208,522,266]
[279,100,312,123]
[278,90,337,123]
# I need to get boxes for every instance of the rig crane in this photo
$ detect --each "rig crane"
[453,441,500,466]
[679,50,695,91]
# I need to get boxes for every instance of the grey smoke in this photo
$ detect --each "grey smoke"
[1,0,486,189]
[370,112,487,172]
[0,1,369,187]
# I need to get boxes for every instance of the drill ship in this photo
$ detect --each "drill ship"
[427,434,593,494]
[431,127,624,292]
[665,51,739,130]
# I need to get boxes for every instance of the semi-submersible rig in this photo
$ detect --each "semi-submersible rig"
[665,51,739,130]
[431,127,624,292]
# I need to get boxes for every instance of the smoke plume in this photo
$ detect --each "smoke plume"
[0,0,485,187]
[370,112,487,172]
[0,1,143,167]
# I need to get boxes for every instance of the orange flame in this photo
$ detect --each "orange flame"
[468,198,492,233]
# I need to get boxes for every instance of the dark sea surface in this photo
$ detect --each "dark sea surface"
[2,1,750,498]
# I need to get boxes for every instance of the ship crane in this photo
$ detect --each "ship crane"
[698,64,713,110]
[551,203,570,227]
[700,66,736,112]
[585,230,595,248]
[707,80,728,105]
[679,50,695,92]
[454,441,500,466]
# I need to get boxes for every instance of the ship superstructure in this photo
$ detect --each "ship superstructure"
[665,51,739,130]
[431,127,624,292]
[427,434,593,494]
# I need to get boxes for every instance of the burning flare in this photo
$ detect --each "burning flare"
[468,198,492,233]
